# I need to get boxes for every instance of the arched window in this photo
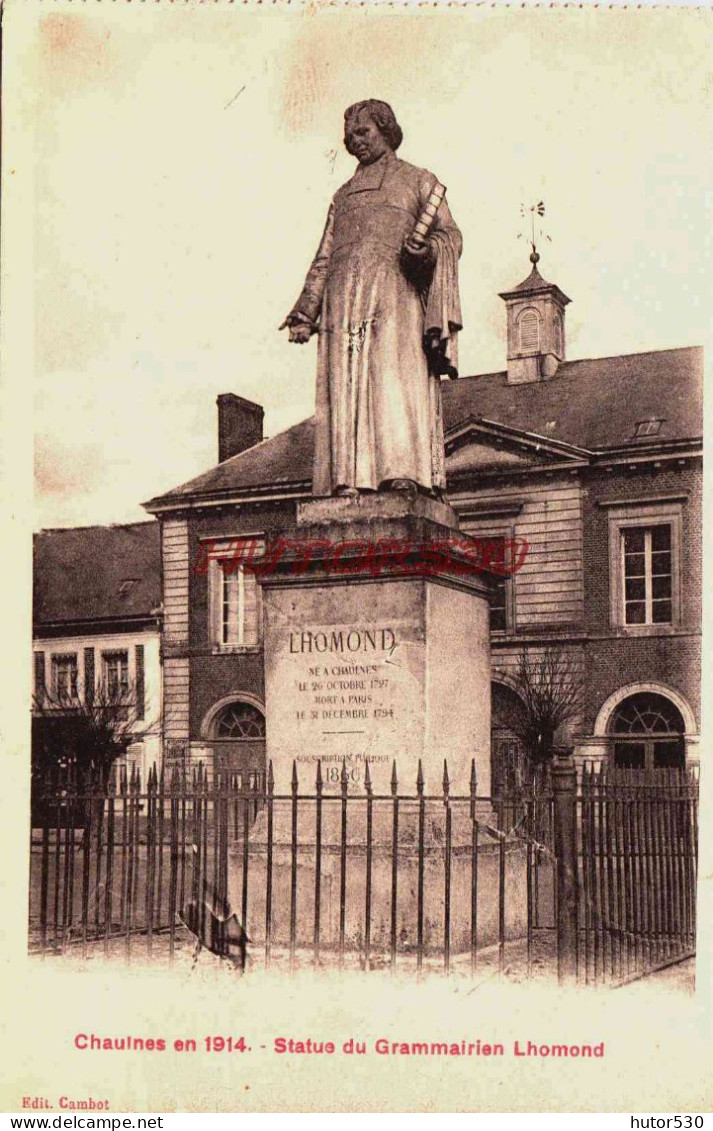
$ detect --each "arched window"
[518,309,540,352]
[213,701,266,740]
[608,692,685,769]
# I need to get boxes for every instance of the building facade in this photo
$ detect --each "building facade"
[143,259,702,780]
[32,522,163,777]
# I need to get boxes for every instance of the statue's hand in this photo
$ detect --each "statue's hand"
[288,323,313,344]
[279,316,314,344]
[401,238,436,270]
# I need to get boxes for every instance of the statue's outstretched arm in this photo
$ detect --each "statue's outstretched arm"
[280,203,335,338]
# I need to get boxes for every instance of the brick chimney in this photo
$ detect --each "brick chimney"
[217,394,264,462]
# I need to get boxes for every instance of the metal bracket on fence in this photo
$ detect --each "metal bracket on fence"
[479,816,556,863]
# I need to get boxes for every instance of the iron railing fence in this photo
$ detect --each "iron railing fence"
[575,764,698,985]
[29,760,554,975]
[28,758,699,985]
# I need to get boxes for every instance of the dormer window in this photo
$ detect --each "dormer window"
[518,309,540,352]
[634,419,663,438]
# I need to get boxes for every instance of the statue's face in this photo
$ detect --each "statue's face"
[345,112,391,166]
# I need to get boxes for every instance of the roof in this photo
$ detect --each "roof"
[144,345,703,509]
[34,521,161,628]
[498,255,571,305]
[445,346,702,452]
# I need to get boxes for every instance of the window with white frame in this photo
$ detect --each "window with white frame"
[102,650,130,697]
[605,499,683,631]
[621,525,672,625]
[208,538,263,650]
[52,653,78,699]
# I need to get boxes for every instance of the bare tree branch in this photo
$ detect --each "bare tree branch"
[32,679,159,790]
[507,645,585,766]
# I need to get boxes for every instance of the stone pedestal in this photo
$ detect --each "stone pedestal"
[232,494,505,958]
[258,492,493,796]
[234,821,529,956]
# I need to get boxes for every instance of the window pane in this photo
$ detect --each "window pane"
[623,528,645,554]
[651,525,671,552]
[490,605,507,632]
[625,601,646,624]
[652,600,672,624]
[614,742,646,768]
[625,577,645,601]
[652,574,671,599]
[651,551,671,576]
[489,570,507,632]
[654,740,684,769]
[624,553,645,577]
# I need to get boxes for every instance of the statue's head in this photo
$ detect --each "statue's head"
[344,100,403,164]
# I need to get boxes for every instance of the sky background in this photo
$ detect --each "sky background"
[29,5,713,528]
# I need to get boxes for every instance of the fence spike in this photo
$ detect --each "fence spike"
[291,760,298,791]
[416,759,424,795]
[470,758,477,796]
[267,760,274,794]
[364,759,372,794]
[390,762,398,796]
[316,759,323,794]
[442,759,450,797]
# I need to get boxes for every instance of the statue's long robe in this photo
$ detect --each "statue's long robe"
[288,152,463,495]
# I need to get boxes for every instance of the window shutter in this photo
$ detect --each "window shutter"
[553,313,563,355]
[135,644,145,720]
[243,570,260,646]
[33,652,46,701]
[519,310,539,351]
[84,648,95,705]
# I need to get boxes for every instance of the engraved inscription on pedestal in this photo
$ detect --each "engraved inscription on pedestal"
[265,601,426,792]
[262,574,491,796]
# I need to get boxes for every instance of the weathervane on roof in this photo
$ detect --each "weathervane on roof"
[518,201,551,263]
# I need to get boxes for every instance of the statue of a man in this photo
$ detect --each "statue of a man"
[281,100,463,499]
